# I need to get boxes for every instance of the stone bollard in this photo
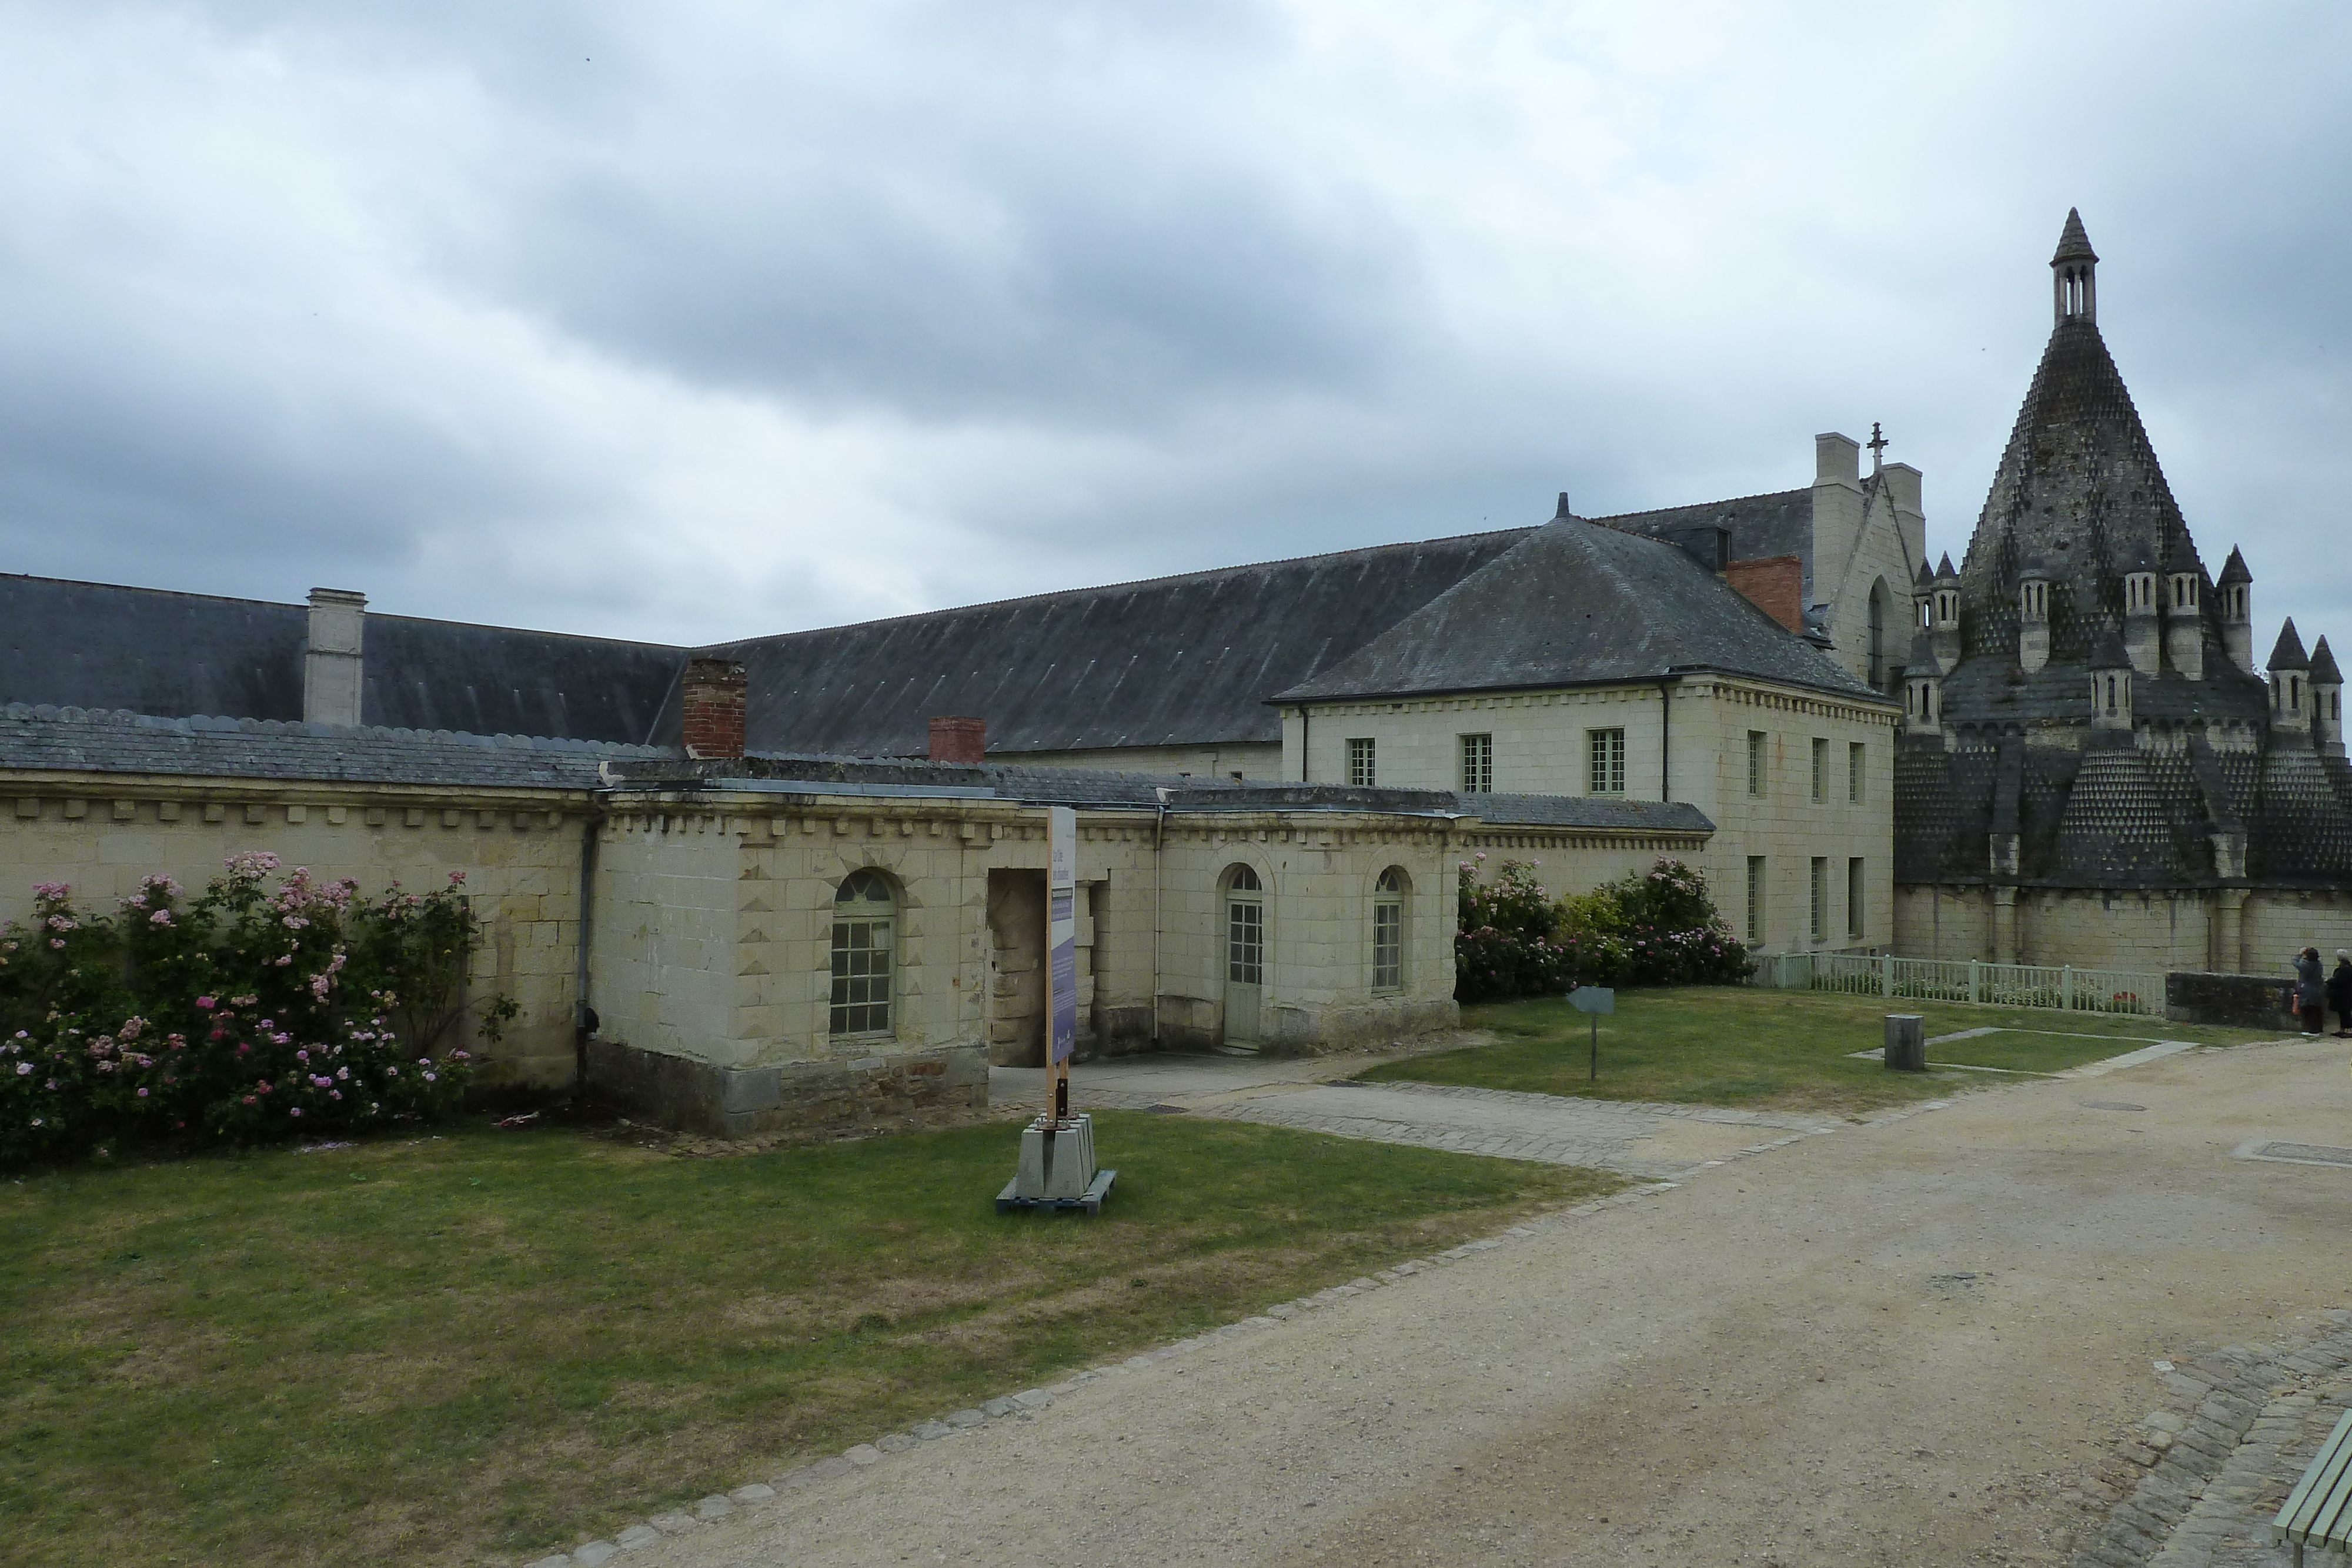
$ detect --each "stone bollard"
[1883,1014,1926,1071]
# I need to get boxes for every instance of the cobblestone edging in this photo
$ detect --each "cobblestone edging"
[518,1098,1948,1566]
[2066,1309,2352,1568]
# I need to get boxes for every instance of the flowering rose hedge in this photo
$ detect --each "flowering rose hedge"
[1456,855,1752,1003]
[0,853,513,1168]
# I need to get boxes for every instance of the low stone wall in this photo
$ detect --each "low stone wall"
[586,1037,988,1138]
[2163,971,2297,1029]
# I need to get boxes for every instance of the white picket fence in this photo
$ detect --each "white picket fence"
[1755,951,2164,1018]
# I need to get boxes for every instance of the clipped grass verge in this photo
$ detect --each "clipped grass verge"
[0,1111,1617,1567]
[1361,986,2282,1114]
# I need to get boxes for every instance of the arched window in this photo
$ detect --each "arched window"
[1372,867,1408,991]
[1222,865,1265,1045]
[830,870,896,1035]
[1866,582,1888,688]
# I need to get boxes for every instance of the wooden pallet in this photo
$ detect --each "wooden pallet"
[995,1168,1117,1216]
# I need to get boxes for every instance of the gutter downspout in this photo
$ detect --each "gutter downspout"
[572,801,604,1094]
[1298,707,1309,783]
[1151,787,1171,1048]
[1657,677,1676,801]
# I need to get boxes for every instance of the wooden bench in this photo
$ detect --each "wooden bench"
[2274,1409,2352,1566]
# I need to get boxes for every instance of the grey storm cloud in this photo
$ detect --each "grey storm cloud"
[0,0,2348,651]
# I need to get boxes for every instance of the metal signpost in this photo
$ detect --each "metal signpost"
[1568,985,1615,1082]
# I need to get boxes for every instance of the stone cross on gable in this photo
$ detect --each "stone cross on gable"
[1867,422,1887,472]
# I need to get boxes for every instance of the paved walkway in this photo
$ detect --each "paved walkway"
[990,1051,1837,1178]
[579,1033,2351,1568]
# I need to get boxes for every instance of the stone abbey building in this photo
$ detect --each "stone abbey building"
[1890,212,2352,972]
[1,209,2339,1130]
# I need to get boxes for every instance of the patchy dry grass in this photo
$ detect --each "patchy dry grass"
[1361,986,2283,1115]
[0,1111,1616,1567]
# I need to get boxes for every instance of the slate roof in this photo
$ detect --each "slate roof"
[0,574,686,745]
[707,530,1532,757]
[1272,517,1886,704]
[1589,488,1817,597]
[0,703,660,789]
[2052,208,2097,265]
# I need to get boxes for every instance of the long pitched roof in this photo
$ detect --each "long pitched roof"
[1272,517,1885,704]
[713,530,1531,755]
[0,574,685,744]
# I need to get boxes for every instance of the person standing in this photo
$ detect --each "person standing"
[2294,946,2326,1035]
[2330,950,2352,1039]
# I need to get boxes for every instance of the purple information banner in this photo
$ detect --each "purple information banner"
[1047,807,1078,1065]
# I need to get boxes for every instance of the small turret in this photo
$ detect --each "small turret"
[2313,636,2344,757]
[2120,543,2160,677]
[1903,630,1945,737]
[2217,547,2254,674]
[1912,559,1936,637]
[1929,553,1961,671]
[2088,622,2133,731]
[2163,551,2204,681]
[2269,618,2311,734]
[2017,559,2052,675]
[2052,208,2098,327]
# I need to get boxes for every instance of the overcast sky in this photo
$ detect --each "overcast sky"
[2,1,2347,654]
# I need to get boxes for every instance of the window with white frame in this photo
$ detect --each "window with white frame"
[1848,741,1865,804]
[1809,857,1828,942]
[1747,731,1768,797]
[1810,738,1828,803]
[1371,867,1408,990]
[1347,737,1376,787]
[1459,733,1492,794]
[1745,856,1765,945]
[830,869,896,1035]
[1587,728,1626,795]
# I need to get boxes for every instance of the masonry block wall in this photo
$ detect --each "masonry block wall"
[0,780,591,1086]
[1893,884,2352,976]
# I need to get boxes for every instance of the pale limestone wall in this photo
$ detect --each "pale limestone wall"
[587,791,1466,1068]
[0,777,594,1085]
[1679,679,1899,954]
[1895,884,2352,976]
[1285,677,1897,955]
[1818,480,1926,691]
[2241,892,2352,977]
[1451,828,1707,904]
[1001,743,1284,780]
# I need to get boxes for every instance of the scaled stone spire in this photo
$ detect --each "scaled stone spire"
[2052,208,2097,265]
[2268,618,2310,671]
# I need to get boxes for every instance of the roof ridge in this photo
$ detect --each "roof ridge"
[1586,487,1811,527]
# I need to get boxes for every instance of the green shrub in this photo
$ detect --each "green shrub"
[1456,855,1751,1001]
[0,853,509,1168]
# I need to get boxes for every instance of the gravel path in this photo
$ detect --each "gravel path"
[560,1034,2348,1568]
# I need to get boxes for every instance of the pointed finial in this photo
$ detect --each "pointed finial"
[2051,208,2097,265]
[1867,422,1887,472]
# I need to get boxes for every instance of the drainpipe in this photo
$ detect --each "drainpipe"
[1151,787,1170,1047]
[1298,708,1309,783]
[572,803,603,1093]
[1657,677,1676,801]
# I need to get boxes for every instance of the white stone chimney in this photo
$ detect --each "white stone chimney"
[303,587,366,727]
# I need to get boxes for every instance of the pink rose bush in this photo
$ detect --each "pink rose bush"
[1,856,513,1166]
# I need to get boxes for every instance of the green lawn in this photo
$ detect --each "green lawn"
[0,1113,1617,1567]
[1359,987,2284,1114]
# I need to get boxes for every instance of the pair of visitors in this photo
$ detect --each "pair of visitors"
[2330,950,2352,1039]
[2293,947,2327,1035]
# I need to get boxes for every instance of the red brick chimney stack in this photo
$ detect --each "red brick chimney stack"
[928,716,986,764]
[1724,555,1806,634]
[681,658,747,760]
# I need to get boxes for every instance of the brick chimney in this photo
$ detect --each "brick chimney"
[928,715,985,763]
[1724,556,1805,634]
[681,658,747,760]
[302,587,366,727]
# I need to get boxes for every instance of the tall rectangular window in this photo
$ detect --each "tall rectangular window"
[1587,727,1626,795]
[1747,731,1768,797]
[1847,857,1865,939]
[1745,856,1765,945]
[1809,857,1828,942]
[1849,741,1865,804]
[1810,738,1828,803]
[1460,733,1492,794]
[1347,737,1376,787]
